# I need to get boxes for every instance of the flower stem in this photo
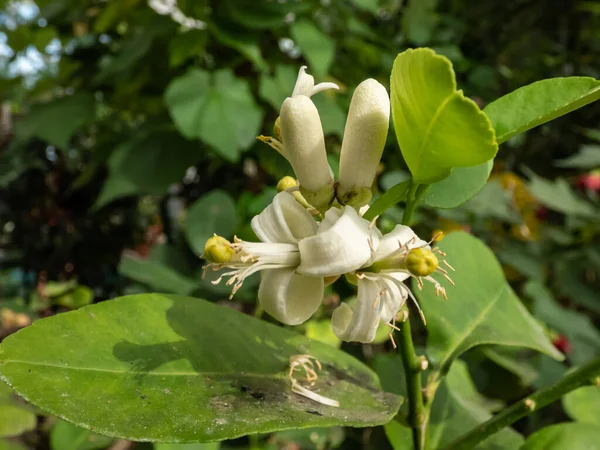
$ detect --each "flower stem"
[446,356,600,450]
[398,316,427,450]
[398,181,429,450]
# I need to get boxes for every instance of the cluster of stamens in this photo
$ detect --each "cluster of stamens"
[288,355,339,407]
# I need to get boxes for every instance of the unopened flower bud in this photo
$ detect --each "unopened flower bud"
[277,176,297,192]
[203,235,234,263]
[273,116,282,141]
[338,79,390,208]
[280,95,335,211]
[405,247,439,277]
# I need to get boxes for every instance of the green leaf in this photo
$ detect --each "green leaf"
[461,179,519,223]
[363,180,410,221]
[169,31,208,68]
[391,48,497,184]
[50,420,114,450]
[185,190,238,257]
[563,386,600,426]
[165,69,264,161]
[401,0,439,45]
[484,77,600,144]
[0,440,27,450]
[16,93,95,149]
[94,133,203,209]
[520,423,600,450]
[555,145,600,169]
[526,281,600,366]
[0,404,36,438]
[526,172,597,218]
[350,0,379,13]
[417,232,563,373]
[0,294,401,442]
[424,162,492,209]
[290,20,335,77]
[54,286,94,310]
[259,65,297,110]
[118,255,199,296]
[480,347,539,386]
[155,443,219,450]
[210,26,267,72]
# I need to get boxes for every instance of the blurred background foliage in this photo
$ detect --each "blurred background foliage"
[0,0,599,449]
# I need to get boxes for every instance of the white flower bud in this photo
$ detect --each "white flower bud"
[280,95,335,210]
[338,79,390,207]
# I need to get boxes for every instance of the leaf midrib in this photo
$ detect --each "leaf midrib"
[412,92,454,178]
[0,360,286,379]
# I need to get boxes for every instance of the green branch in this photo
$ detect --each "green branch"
[397,181,430,450]
[446,356,600,450]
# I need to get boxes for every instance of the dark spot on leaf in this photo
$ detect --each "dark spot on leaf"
[306,410,323,416]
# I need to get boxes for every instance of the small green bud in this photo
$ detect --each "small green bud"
[204,235,234,263]
[299,183,335,213]
[405,247,439,277]
[277,176,298,192]
[273,116,282,141]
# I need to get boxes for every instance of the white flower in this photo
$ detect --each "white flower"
[332,225,454,343]
[291,66,339,98]
[337,79,390,208]
[203,192,378,326]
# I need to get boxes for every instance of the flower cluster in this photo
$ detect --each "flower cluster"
[203,67,453,343]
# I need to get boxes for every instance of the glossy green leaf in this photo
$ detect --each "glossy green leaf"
[16,93,95,149]
[94,133,202,209]
[417,232,563,373]
[165,69,264,161]
[185,190,237,257]
[155,443,219,450]
[50,420,114,450]
[555,145,600,169]
[563,386,600,426]
[526,172,597,218]
[0,404,36,438]
[0,294,401,442]
[520,423,600,450]
[391,48,497,184]
[424,162,492,209]
[290,20,335,77]
[483,77,600,144]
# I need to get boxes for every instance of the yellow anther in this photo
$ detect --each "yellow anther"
[273,116,282,141]
[277,176,298,192]
[431,230,444,242]
[405,247,439,277]
[203,235,235,263]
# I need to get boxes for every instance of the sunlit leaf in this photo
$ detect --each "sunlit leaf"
[0,294,401,442]
[391,48,497,184]
[484,77,600,144]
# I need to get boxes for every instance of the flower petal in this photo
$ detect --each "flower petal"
[332,278,382,343]
[251,192,318,244]
[291,66,315,97]
[258,268,324,325]
[280,95,333,193]
[377,275,409,323]
[298,206,379,277]
[374,224,428,261]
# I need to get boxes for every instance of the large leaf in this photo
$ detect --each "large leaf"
[417,232,562,373]
[562,386,600,426]
[0,294,401,442]
[484,77,600,144]
[290,20,335,77]
[520,423,600,450]
[94,132,203,209]
[50,420,114,450]
[424,162,492,209]
[391,48,497,184]
[185,190,238,257]
[16,93,95,149]
[155,444,219,450]
[165,69,264,161]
